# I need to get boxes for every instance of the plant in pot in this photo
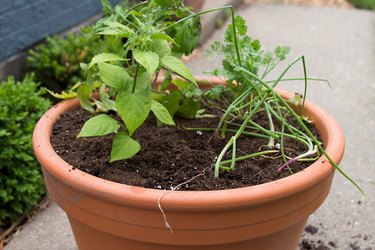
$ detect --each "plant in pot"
[33,1,361,249]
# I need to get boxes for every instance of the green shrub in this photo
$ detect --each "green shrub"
[26,33,93,93]
[0,75,50,227]
[348,0,375,9]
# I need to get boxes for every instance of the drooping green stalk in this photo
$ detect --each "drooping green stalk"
[225,120,312,149]
[214,54,307,176]
[219,150,279,167]
[216,87,253,136]
[230,136,237,170]
[214,91,272,177]
[236,66,365,195]
[265,77,330,86]
[265,105,275,148]
[301,56,308,110]
[279,111,290,173]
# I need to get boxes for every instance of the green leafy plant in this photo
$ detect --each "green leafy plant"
[56,0,362,193]
[26,33,94,94]
[203,15,362,193]
[0,74,50,227]
[71,0,208,162]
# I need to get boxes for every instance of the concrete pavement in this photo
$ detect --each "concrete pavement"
[6,2,375,250]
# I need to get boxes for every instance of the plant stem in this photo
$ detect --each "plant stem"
[237,65,365,195]
[214,91,271,177]
[219,150,279,166]
[132,62,139,94]
[265,105,275,148]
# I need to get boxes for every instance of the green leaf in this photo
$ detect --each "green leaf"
[151,100,175,125]
[89,53,125,68]
[77,83,94,113]
[116,92,151,135]
[173,18,200,55]
[149,40,171,58]
[98,84,116,111]
[77,114,120,137]
[154,0,183,7]
[133,49,159,75]
[98,62,131,90]
[97,21,135,37]
[171,78,190,90]
[134,72,151,98]
[150,33,176,44]
[100,0,112,14]
[152,90,182,117]
[110,132,141,162]
[46,89,77,99]
[274,46,291,61]
[176,98,200,118]
[161,56,196,84]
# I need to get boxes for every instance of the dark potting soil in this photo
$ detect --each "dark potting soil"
[51,107,321,191]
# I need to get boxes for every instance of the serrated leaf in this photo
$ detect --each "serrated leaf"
[151,100,175,125]
[77,114,120,137]
[47,89,77,99]
[116,92,151,135]
[133,49,159,75]
[110,132,141,162]
[89,53,125,68]
[161,56,196,84]
[274,46,291,61]
[98,62,131,91]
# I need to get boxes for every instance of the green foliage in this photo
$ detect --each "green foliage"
[77,114,120,137]
[110,132,141,162]
[348,0,375,9]
[204,14,362,193]
[207,15,290,88]
[62,0,202,162]
[26,34,94,93]
[0,75,50,227]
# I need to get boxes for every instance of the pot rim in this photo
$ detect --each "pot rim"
[33,77,345,210]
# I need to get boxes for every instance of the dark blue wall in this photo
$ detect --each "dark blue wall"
[0,0,122,61]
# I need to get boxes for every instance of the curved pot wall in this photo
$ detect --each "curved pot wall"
[33,78,345,250]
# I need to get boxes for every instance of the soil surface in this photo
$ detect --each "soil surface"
[51,105,321,191]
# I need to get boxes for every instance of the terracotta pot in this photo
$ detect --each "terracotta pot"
[33,77,344,250]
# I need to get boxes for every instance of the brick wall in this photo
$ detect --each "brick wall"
[0,0,122,61]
